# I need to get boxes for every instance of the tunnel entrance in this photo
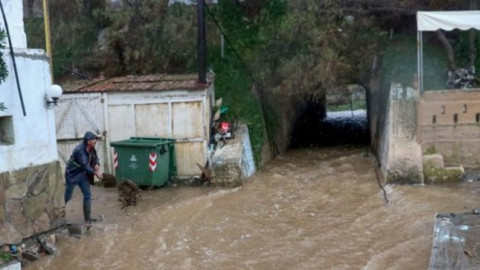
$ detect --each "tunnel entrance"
[290,85,369,148]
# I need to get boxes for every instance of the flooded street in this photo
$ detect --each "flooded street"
[27,147,480,269]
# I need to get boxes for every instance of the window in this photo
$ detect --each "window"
[0,116,14,145]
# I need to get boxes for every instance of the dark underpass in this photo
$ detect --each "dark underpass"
[290,92,369,148]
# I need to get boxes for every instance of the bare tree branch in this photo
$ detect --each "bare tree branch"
[469,29,476,67]
[436,30,456,71]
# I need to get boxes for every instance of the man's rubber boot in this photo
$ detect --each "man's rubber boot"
[83,201,97,225]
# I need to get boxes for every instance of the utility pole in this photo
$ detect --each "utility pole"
[42,0,53,81]
[197,0,206,83]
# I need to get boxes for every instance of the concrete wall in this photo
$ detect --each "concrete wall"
[374,83,424,184]
[0,0,27,49]
[370,83,480,182]
[212,124,256,186]
[418,90,480,167]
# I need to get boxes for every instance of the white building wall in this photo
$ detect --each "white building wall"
[0,0,27,49]
[0,0,64,245]
[0,0,57,173]
[0,49,57,173]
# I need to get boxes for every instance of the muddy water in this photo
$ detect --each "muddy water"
[27,147,480,269]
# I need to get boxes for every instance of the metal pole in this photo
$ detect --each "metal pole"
[197,0,206,83]
[42,0,53,81]
[417,30,423,93]
[221,34,224,59]
[0,0,26,116]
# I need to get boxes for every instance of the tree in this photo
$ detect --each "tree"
[247,0,384,97]
[438,0,477,70]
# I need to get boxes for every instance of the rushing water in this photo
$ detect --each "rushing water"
[27,147,480,270]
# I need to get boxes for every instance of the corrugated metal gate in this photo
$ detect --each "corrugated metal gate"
[55,93,107,172]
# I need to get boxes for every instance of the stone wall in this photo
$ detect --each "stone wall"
[418,90,480,168]
[0,161,65,245]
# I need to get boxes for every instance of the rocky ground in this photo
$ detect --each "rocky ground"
[1,185,130,268]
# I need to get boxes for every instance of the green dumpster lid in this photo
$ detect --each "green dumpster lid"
[110,137,175,147]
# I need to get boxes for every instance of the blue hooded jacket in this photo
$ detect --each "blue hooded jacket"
[65,131,100,183]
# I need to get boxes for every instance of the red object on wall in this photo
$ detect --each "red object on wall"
[220,122,230,133]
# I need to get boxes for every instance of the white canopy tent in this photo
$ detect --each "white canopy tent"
[417,11,480,92]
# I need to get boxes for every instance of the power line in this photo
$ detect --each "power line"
[204,4,258,84]
[204,4,281,155]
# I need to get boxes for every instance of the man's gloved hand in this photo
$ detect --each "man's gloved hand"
[94,165,103,180]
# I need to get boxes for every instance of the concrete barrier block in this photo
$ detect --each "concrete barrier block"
[212,124,255,186]
[0,260,21,270]
[424,166,464,184]
[423,154,444,169]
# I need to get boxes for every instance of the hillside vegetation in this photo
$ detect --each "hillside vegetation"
[23,0,479,162]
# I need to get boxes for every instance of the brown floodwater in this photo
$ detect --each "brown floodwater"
[26,147,480,269]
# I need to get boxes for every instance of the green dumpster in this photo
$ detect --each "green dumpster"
[110,137,177,187]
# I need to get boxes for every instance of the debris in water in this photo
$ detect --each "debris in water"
[196,162,211,186]
[118,179,141,208]
[464,248,476,258]
[22,249,39,262]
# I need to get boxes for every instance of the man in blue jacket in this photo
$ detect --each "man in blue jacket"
[64,131,103,225]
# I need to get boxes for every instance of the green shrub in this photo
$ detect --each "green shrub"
[0,251,12,264]
[0,29,8,111]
